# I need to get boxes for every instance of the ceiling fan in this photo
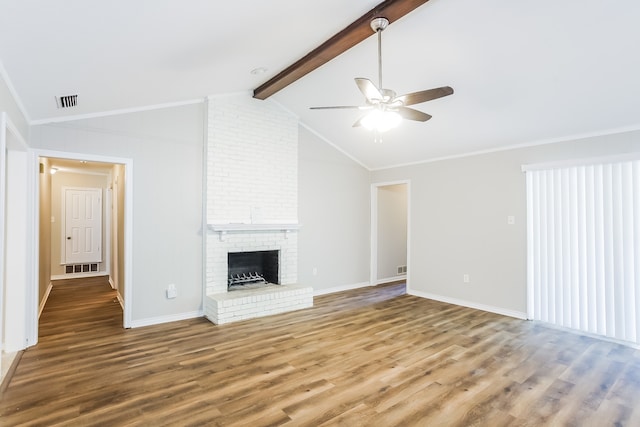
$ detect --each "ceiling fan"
[310,17,453,135]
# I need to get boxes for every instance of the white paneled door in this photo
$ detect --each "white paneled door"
[64,187,102,264]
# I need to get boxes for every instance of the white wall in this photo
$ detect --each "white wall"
[0,72,32,373]
[4,149,29,351]
[377,184,407,281]
[372,130,640,317]
[298,126,371,292]
[30,103,204,323]
[0,70,28,138]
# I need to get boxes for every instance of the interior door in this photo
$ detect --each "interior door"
[64,188,102,264]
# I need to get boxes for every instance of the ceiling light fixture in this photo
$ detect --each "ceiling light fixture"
[360,109,402,133]
[250,67,268,75]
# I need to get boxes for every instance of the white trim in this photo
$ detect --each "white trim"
[371,124,640,172]
[267,98,301,121]
[5,116,29,150]
[53,167,110,176]
[313,281,371,296]
[201,98,209,315]
[408,289,528,320]
[26,151,39,348]
[370,185,378,286]
[0,113,6,355]
[123,160,134,328]
[32,149,134,329]
[299,122,371,170]
[129,310,203,328]
[208,223,301,232]
[109,277,115,289]
[104,186,111,278]
[51,272,108,281]
[0,60,31,123]
[376,275,406,285]
[370,180,411,290]
[30,98,204,125]
[116,292,124,310]
[38,283,53,318]
[521,151,640,172]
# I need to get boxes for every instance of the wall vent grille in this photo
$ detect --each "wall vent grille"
[397,265,407,275]
[56,94,78,109]
[65,263,99,274]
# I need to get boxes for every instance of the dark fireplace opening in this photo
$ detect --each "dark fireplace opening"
[228,250,279,291]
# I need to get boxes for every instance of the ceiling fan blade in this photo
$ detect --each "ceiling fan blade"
[310,106,362,110]
[393,86,454,106]
[355,78,383,102]
[397,107,432,122]
[352,115,365,127]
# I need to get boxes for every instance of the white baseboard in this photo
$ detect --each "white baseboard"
[129,310,204,328]
[408,289,527,320]
[51,272,109,281]
[116,292,124,309]
[376,275,406,285]
[109,277,115,289]
[313,281,372,296]
[38,282,53,318]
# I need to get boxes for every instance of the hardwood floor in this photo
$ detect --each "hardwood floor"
[2,278,640,426]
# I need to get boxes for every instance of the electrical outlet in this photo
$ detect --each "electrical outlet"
[463,274,470,283]
[312,267,318,276]
[166,284,177,299]
[507,215,515,225]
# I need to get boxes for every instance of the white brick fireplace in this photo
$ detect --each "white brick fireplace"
[204,94,312,324]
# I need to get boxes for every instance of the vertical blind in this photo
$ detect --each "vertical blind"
[525,157,640,344]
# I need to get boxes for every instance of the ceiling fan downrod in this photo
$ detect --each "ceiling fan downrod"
[371,17,389,91]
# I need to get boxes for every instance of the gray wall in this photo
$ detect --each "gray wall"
[30,104,204,322]
[372,131,640,316]
[298,126,371,291]
[0,74,28,138]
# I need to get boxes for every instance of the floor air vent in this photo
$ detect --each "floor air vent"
[65,263,99,274]
[56,94,78,109]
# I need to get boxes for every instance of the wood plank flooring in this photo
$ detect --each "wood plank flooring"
[2,278,640,426]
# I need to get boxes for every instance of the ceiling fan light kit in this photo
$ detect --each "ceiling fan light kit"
[310,16,454,139]
[361,109,402,132]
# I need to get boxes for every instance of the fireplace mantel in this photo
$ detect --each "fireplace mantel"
[208,223,300,240]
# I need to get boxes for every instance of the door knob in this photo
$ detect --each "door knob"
[67,237,71,240]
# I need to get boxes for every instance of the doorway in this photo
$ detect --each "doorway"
[34,150,133,331]
[370,181,410,289]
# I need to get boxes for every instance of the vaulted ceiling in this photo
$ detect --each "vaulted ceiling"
[2,0,640,169]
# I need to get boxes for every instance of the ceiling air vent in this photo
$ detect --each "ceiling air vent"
[56,94,78,109]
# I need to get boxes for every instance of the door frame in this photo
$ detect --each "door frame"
[33,149,134,329]
[370,180,411,291]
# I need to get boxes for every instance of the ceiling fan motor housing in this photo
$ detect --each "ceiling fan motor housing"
[370,17,389,32]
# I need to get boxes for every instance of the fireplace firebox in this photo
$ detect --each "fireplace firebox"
[227,250,279,291]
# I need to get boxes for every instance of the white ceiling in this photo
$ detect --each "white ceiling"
[2,0,640,169]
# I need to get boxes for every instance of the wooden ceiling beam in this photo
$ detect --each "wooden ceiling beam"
[252,0,431,100]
